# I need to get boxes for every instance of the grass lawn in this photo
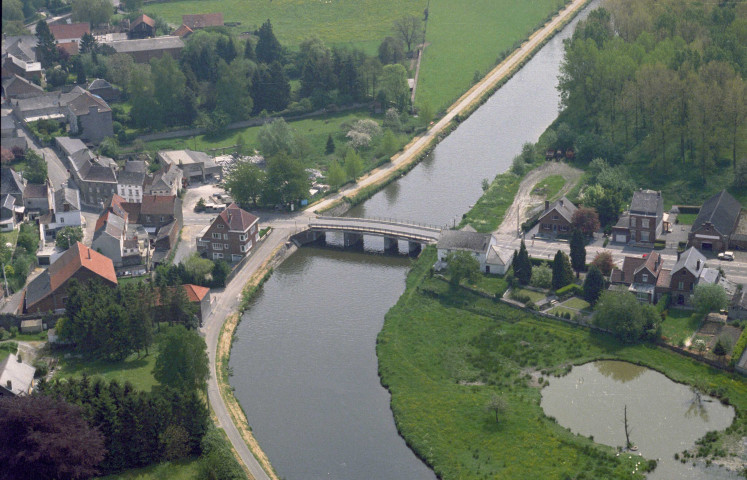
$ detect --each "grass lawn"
[470,273,508,296]
[97,457,201,480]
[378,248,747,480]
[10,331,48,342]
[561,296,590,311]
[117,276,147,286]
[547,305,577,317]
[513,287,547,303]
[145,0,424,54]
[530,174,566,200]
[461,170,522,232]
[416,0,562,112]
[660,309,702,346]
[675,213,698,225]
[0,229,19,250]
[54,350,159,391]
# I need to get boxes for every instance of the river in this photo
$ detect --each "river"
[228,2,618,479]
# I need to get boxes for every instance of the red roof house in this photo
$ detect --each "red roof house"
[48,23,91,43]
[181,13,223,30]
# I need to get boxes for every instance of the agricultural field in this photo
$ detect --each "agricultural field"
[145,0,424,54]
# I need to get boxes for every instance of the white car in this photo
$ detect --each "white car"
[718,251,734,261]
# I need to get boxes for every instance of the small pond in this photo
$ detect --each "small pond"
[541,361,740,479]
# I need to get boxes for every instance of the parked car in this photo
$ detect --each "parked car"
[718,251,734,261]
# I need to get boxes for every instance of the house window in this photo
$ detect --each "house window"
[552,214,559,220]
[213,252,223,259]
[642,274,648,282]
[60,217,64,223]
[223,234,228,240]
[217,224,224,229]
[160,216,164,222]
[239,234,247,241]
[224,244,229,249]
[642,219,650,228]
[212,243,222,250]
[678,281,684,290]
[212,233,221,239]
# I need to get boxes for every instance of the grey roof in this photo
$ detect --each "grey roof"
[107,36,184,53]
[1,114,15,131]
[2,137,27,150]
[731,290,747,309]
[56,137,88,157]
[692,190,742,237]
[672,247,706,278]
[0,353,35,396]
[13,87,86,114]
[2,74,44,97]
[25,269,51,308]
[1,194,15,219]
[699,267,720,285]
[542,196,578,223]
[54,187,80,211]
[124,160,146,173]
[117,170,145,186]
[85,165,117,183]
[437,230,491,253]
[96,212,125,237]
[1,36,38,63]
[23,183,48,199]
[70,149,94,175]
[67,91,111,115]
[88,78,112,90]
[630,189,663,217]
[1,167,25,196]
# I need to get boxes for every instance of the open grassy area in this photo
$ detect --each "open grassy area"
[660,309,702,346]
[531,174,566,200]
[561,296,590,311]
[512,287,547,303]
[145,0,424,54]
[416,0,563,112]
[461,170,522,232]
[675,213,698,225]
[97,457,201,480]
[0,229,19,250]
[378,248,747,479]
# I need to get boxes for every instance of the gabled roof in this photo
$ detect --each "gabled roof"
[610,255,646,285]
[633,251,663,277]
[106,194,129,222]
[1,114,14,131]
[94,211,125,238]
[699,267,720,285]
[672,247,706,278]
[437,230,491,253]
[218,203,258,232]
[0,167,25,196]
[48,23,90,41]
[53,187,80,212]
[183,284,210,302]
[117,170,145,187]
[173,24,193,37]
[486,245,513,266]
[56,137,87,157]
[656,269,671,289]
[88,78,113,90]
[85,165,117,183]
[1,36,37,63]
[181,13,223,29]
[2,74,44,97]
[67,91,111,115]
[23,183,48,199]
[124,160,146,174]
[0,353,35,396]
[131,14,156,29]
[541,196,577,223]
[692,190,742,237]
[141,194,177,216]
[1,194,16,218]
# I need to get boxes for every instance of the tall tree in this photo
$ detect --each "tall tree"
[446,251,480,288]
[591,251,614,276]
[379,63,410,111]
[151,54,188,127]
[571,207,600,236]
[22,150,48,184]
[378,36,405,65]
[551,250,573,290]
[255,19,282,64]
[593,291,661,343]
[582,265,605,305]
[71,0,112,27]
[35,20,58,68]
[513,240,532,285]
[262,152,309,205]
[224,161,266,207]
[215,59,253,122]
[153,326,209,392]
[326,160,345,188]
[55,226,84,250]
[569,229,586,277]
[393,15,422,52]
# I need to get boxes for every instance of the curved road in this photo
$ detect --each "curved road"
[206,0,592,477]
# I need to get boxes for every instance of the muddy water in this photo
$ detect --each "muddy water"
[541,361,739,479]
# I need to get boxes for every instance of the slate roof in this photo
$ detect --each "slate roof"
[634,251,663,276]
[1,114,15,131]
[0,354,35,396]
[1,194,16,219]
[1,137,27,151]
[95,211,125,237]
[630,190,662,216]
[486,245,513,266]
[692,190,742,237]
[699,267,720,285]
[541,196,577,223]
[13,87,86,115]
[88,78,112,90]
[437,230,491,253]
[672,247,706,278]
[0,167,25,197]
[85,165,117,183]
[23,183,48,199]
[731,289,747,309]
[610,256,646,285]
[56,137,87,157]
[48,23,90,41]
[219,203,258,232]
[182,13,223,29]
[141,194,177,215]
[107,36,184,53]
[67,91,111,115]
[2,74,44,97]
[117,170,145,186]
[54,187,80,211]
[124,160,146,174]
[1,36,37,63]
[156,219,177,243]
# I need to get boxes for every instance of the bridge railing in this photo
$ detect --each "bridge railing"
[315,215,446,231]
[307,222,440,243]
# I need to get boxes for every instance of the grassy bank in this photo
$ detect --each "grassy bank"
[377,248,747,479]
[461,170,522,232]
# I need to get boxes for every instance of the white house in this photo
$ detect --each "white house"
[40,187,82,238]
[117,161,146,203]
[436,230,507,274]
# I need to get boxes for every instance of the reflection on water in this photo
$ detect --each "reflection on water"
[541,361,738,480]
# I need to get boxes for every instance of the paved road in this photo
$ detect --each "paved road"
[14,119,70,191]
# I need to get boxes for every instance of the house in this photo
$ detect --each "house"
[688,190,742,252]
[2,74,44,99]
[612,190,664,244]
[129,14,156,39]
[24,242,117,313]
[22,181,52,219]
[173,24,194,38]
[1,114,15,137]
[55,136,87,159]
[1,36,38,64]
[91,211,126,267]
[609,252,669,304]
[197,203,259,262]
[39,186,82,238]
[485,244,515,275]
[62,144,118,205]
[11,86,87,122]
[436,230,500,274]
[0,353,35,396]
[139,194,182,232]
[87,78,120,102]
[181,13,224,30]
[105,36,184,64]
[729,289,747,321]
[155,284,211,323]
[145,162,183,196]
[157,149,222,184]
[538,197,577,236]
[1,54,42,82]
[66,90,114,144]
[1,167,26,204]
[48,23,91,44]
[0,194,21,232]
[669,247,706,307]
[117,163,146,203]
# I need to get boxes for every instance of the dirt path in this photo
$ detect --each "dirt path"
[495,162,584,236]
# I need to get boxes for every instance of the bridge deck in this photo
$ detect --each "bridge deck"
[308,216,443,244]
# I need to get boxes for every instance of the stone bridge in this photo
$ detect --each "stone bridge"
[298,216,444,253]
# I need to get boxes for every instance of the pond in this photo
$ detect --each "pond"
[541,361,740,479]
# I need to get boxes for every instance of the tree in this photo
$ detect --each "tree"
[215,59,253,122]
[378,36,405,65]
[571,207,600,236]
[154,325,209,392]
[551,250,573,290]
[151,54,189,127]
[326,161,346,188]
[71,0,112,27]
[55,226,84,250]
[530,263,552,289]
[79,32,98,54]
[258,118,299,157]
[393,15,422,53]
[513,240,532,285]
[343,148,364,180]
[35,20,59,68]
[485,393,507,423]
[379,64,410,111]
[325,134,335,154]
[251,61,290,113]
[255,19,282,64]
[0,395,106,480]
[122,0,142,12]
[692,283,728,314]
[224,161,266,207]
[23,150,48,184]
[583,265,605,305]
[713,339,727,363]
[446,251,480,287]
[262,153,309,205]
[591,251,614,276]
[593,291,661,343]
[184,253,214,283]
[569,229,586,277]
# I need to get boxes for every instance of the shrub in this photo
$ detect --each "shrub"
[730,329,747,367]
[555,284,583,298]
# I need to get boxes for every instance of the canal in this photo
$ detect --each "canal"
[226,2,669,479]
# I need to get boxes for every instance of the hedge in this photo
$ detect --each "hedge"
[730,329,747,367]
[556,284,583,298]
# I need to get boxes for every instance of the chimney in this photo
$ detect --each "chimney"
[87,247,91,259]
[6,380,11,390]
[545,200,550,211]
[559,199,564,207]
[677,250,681,260]
[696,260,700,270]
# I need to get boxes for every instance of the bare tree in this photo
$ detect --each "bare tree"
[393,15,422,52]
[485,393,507,423]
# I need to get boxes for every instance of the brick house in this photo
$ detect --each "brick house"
[139,194,182,232]
[197,203,259,262]
[538,197,577,236]
[688,190,742,252]
[145,163,183,196]
[609,251,669,304]
[24,242,117,313]
[155,284,211,324]
[612,189,663,244]
[66,90,114,144]
[48,23,90,44]
[129,14,156,39]
[669,247,706,307]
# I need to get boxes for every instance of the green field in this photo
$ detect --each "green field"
[531,174,566,200]
[675,213,698,225]
[377,248,747,479]
[660,309,702,346]
[145,0,424,54]
[97,458,201,480]
[461,170,522,232]
[416,0,563,112]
